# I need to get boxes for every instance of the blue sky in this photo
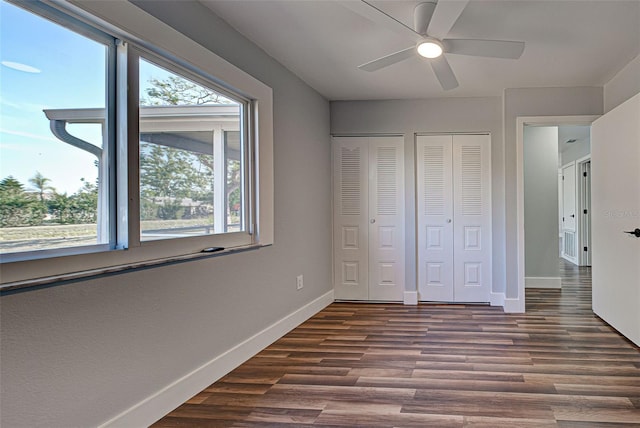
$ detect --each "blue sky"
[0,0,108,194]
[0,1,180,194]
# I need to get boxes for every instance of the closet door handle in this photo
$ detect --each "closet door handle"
[446,219,452,223]
[370,219,376,224]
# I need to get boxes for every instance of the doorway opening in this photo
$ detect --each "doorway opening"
[558,126,592,268]
[516,115,598,312]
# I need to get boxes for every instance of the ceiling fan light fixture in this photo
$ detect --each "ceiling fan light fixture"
[417,39,443,58]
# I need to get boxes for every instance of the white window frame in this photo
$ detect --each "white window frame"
[129,48,252,248]
[0,0,273,287]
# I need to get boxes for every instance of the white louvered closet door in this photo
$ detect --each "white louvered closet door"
[417,134,491,303]
[333,137,369,300]
[452,135,492,302]
[333,136,404,301]
[416,136,455,301]
[368,138,405,301]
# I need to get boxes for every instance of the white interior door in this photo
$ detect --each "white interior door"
[417,134,491,303]
[368,138,405,301]
[333,136,404,302]
[333,137,369,300]
[591,93,640,346]
[452,135,492,302]
[561,162,578,263]
[416,136,454,301]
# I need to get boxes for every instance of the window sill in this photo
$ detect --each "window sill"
[0,244,265,296]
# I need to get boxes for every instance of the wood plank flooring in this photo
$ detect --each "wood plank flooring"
[154,262,640,427]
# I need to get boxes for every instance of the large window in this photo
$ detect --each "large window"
[137,58,245,241]
[0,0,272,285]
[0,0,113,256]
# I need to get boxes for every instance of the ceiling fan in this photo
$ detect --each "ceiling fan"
[342,0,525,90]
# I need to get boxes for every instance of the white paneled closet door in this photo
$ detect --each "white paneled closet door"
[333,136,404,301]
[417,134,492,303]
[416,136,455,301]
[333,137,369,300]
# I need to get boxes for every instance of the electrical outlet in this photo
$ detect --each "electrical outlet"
[296,275,304,290]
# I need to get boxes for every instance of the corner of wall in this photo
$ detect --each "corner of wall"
[604,54,640,113]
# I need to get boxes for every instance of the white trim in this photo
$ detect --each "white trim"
[525,277,561,289]
[98,290,334,428]
[575,154,591,165]
[403,291,418,305]
[516,115,599,314]
[576,155,592,267]
[490,291,505,307]
[504,297,525,313]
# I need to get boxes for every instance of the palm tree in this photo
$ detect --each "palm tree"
[29,171,55,202]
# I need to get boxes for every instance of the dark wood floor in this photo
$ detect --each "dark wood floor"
[154,261,640,427]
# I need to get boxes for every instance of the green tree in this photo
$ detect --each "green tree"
[139,75,228,221]
[139,144,212,220]
[28,171,55,202]
[0,176,24,196]
[47,180,98,224]
[0,176,46,227]
[142,76,232,107]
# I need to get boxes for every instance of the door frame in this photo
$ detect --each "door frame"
[516,115,599,313]
[576,155,592,266]
[560,160,578,265]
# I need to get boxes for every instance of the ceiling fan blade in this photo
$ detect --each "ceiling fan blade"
[339,0,421,42]
[359,46,415,72]
[414,2,437,35]
[430,55,459,90]
[426,0,470,39]
[444,39,525,59]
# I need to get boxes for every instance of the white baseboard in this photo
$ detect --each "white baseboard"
[404,291,418,305]
[490,291,505,307]
[504,297,525,313]
[99,289,335,428]
[561,254,578,265]
[525,277,561,289]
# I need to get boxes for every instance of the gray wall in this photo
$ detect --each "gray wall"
[604,53,640,113]
[331,97,506,295]
[524,126,560,278]
[332,88,605,301]
[503,87,603,298]
[561,138,591,166]
[0,2,331,427]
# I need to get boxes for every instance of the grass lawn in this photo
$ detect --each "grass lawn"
[0,219,221,254]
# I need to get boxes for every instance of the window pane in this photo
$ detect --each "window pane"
[139,58,244,241]
[0,1,109,255]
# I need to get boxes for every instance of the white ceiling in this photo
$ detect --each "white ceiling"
[200,0,639,101]
[558,125,590,154]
